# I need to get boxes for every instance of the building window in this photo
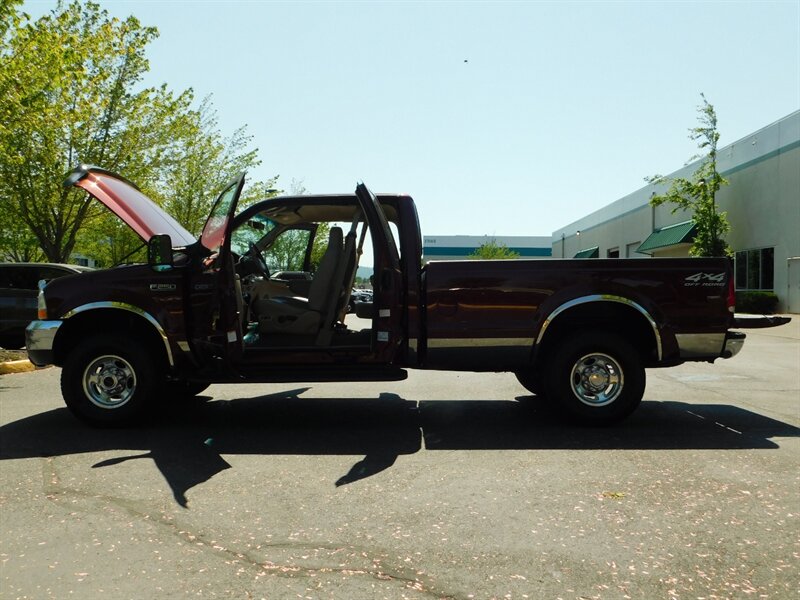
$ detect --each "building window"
[607,248,620,258]
[735,247,774,290]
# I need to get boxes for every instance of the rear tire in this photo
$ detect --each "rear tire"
[61,335,158,427]
[544,330,645,425]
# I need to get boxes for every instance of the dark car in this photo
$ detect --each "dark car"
[347,288,374,314]
[0,263,92,349]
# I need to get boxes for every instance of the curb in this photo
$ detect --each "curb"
[0,360,37,375]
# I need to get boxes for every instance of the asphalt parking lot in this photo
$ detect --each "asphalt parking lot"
[1,321,798,600]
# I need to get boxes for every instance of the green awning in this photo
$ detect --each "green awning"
[574,246,599,258]
[636,220,697,254]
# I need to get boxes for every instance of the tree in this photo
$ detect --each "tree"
[157,96,277,237]
[646,94,731,257]
[0,1,195,262]
[0,2,275,266]
[468,239,520,260]
[0,0,23,40]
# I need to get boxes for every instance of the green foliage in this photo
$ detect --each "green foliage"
[0,1,182,261]
[646,94,732,258]
[468,240,520,260]
[0,1,23,40]
[735,291,779,314]
[0,199,43,261]
[309,222,332,271]
[155,96,278,237]
[268,229,311,272]
[74,214,146,267]
[0,1,275,265]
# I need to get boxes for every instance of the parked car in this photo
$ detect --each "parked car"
[347,288,373,314]
[0,262,92,348]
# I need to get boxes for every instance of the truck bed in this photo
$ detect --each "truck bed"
[420,257,734,370]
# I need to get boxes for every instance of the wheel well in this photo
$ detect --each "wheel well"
[52,309,169,369]
[535,302,659,365]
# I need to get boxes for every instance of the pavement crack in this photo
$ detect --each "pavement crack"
[39,456,457,598]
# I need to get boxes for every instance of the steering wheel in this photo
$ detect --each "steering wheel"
[248,242,270,278]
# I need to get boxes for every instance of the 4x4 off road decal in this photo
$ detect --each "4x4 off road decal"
[684,272,725,287]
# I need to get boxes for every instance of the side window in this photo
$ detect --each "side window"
[38,267,71,283]
[388,222,402,259]
[267,228,312,272]
[6,267,38,289]
[0,267,10,288]
[735,247,775,291]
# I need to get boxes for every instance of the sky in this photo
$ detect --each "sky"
[21,0,800,240]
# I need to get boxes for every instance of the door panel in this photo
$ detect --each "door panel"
[355,183,403,361]
[190,174,247,368]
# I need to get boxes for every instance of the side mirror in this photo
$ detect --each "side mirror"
[148,234,173,270]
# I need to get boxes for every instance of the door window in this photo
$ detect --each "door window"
[267,229,312,272]
[201,178,244,254]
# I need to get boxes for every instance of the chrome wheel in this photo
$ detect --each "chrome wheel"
[82,354,137,409]
[569,352,624,407]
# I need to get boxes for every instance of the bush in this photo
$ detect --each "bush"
[735,291,779,314]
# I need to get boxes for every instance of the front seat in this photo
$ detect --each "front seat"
[257,226,344,335]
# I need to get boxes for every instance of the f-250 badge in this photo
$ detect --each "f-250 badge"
[684,272,725,287]
[149,283,176,291]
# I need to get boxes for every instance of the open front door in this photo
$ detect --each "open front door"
[355,183,404,362]
[189,173,247,369]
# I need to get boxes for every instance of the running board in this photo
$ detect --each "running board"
[217,365,408,384]
[732,314,791,328]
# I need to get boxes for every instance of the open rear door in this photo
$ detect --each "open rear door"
[355,183,404,362]
[189,173,247,369]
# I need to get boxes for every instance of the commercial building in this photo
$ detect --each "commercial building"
[422,235,552,262]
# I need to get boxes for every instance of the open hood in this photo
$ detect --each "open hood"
[65,165,196,247]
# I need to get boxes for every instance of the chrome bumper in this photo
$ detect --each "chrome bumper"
[25,320,61,366]
[675,330,746,360]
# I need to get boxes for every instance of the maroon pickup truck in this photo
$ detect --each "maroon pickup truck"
[27,166,750,426]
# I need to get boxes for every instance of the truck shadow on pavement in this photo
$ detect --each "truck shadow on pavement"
[1,390,798,507]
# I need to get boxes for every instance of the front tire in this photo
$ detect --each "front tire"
[544,330,645,425]
[61,335,158,427]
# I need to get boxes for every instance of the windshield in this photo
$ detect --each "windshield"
[230,214,279,256]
